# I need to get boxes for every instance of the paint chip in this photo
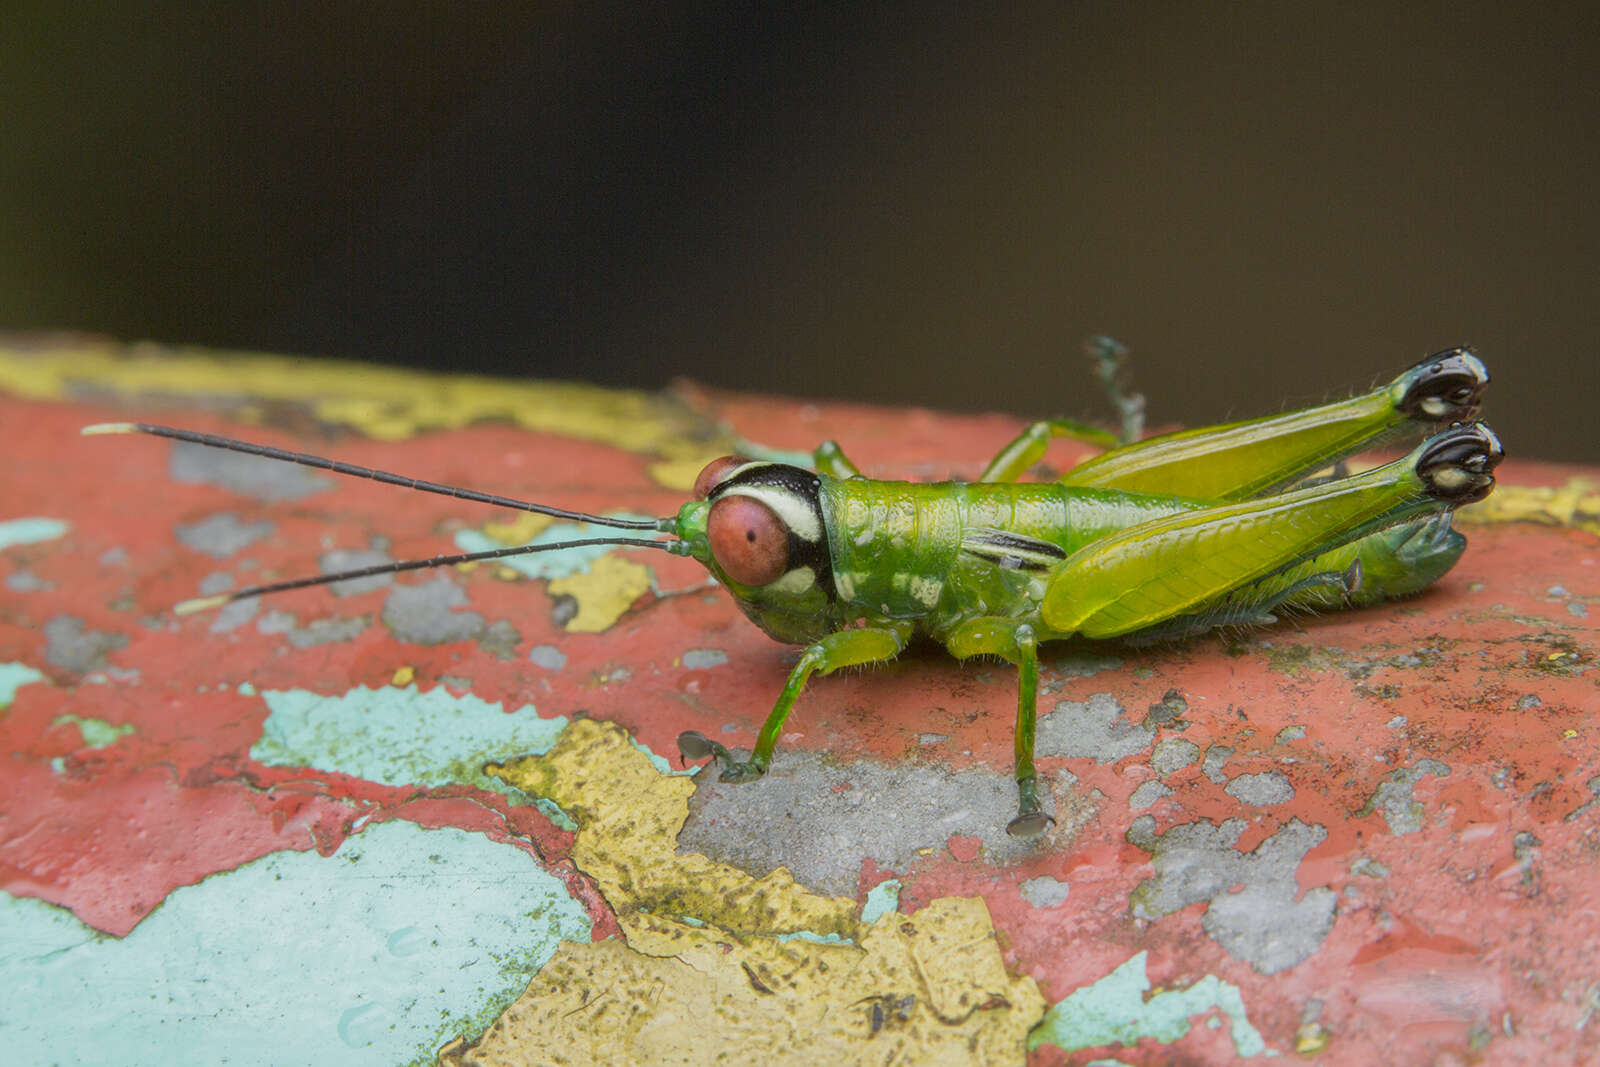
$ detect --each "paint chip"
[1030,951,1267,1057]
[466,720,1044,1063]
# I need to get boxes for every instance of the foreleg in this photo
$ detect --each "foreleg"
[678,623,911,781]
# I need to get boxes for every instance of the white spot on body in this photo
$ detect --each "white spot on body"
[768,567,816,596]
[909,575,942,606]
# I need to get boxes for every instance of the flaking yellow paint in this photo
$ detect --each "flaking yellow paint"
[546,556,654,633]
[466,719,1044,1064]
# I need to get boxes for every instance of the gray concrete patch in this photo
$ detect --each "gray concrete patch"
[1225,771,1295,806]
[257,610,370,648]
[43,615,130,673]
[682,648,730,670]
[1143,689,1188,728]
[209,598,260,633]
[175,513,275,558]
[319,548,395,596]
[477,619,522,660]
[381,577,485,645]
[1152,738,1200,777]
[198,571,235,595]
[1275,725,1306,743]
[1202,744,1234,784]
[1128,815,1336,974]
[528,644,567,670]
[1349,856,1389,878]
[169,440,331,500]
[680,754,1085,897]
[1357,759,1452,834]
[1019,876,1071,908]
[1035,692,1154,763]
[1129,780,1174,811]
[5,570,53,591]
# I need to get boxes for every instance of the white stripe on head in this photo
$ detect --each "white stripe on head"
[721,485,822,543]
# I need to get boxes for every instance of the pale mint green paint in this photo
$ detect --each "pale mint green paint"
[453,512,659,580]
[0,517,68,551]
[53,714,135,748]
[238,680,257,696]
[251,684,568,795]
[633,736,695,776]
[0,662,45,709]
[777,930,851,946]
[0,820,591,1066]
[861,879,902,923]
[1029,951,1268,1058]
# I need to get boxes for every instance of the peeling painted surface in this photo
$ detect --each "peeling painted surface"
[174,511,276,558]
[53,713,135,748]
[681,751,1082,897]
[467,719,1044,1063]
[1,821,591,1066]
[4,339,1600,1064]
[257,609,371,648]
[170,439,332,501]
[0,662,44,707]
[1129,817,1337,974]
[381,576,487,645]
[1225,771,1295,806]
[1036,691,1154,762]
[1358,759,1452,834]
[1031,951,1267,1057]
[251,684,568,794]
[42,615,129,673]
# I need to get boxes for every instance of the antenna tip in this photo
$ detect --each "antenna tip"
[81,422,141,436]
[173,594,231,616]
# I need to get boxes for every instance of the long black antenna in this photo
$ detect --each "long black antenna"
[171,536,677,615]
[82,422,668,531]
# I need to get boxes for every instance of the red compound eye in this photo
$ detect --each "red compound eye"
[707,495,789,586]
[693,455,749,500]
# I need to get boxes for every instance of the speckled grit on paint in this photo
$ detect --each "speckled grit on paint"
[250,684,569,795]
[1128,816,1336,975]
[1029,951,1267,1057]
[0,517,69,550]
[0,820,591,1067]
[0,662,45,709]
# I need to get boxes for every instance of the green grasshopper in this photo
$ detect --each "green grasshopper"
[85,347,1500,835]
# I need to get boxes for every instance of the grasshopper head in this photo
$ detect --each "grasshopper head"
[672,456,839,643]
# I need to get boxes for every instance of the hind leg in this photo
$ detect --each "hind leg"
[1057,348,1488,500]
[1123,511,1469,643]
[1042,424,1501,640]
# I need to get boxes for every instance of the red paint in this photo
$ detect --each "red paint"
[946,834,983,863]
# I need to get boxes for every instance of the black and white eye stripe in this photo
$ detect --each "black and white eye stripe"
[960,528,1067,573]
[707,463,836,598]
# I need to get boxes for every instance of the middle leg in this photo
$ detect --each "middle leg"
[946,617,1054,837]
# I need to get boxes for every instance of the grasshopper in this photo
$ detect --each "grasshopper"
[85,347,1500,835]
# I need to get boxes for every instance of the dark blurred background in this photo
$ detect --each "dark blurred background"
[4,2,1597,460]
